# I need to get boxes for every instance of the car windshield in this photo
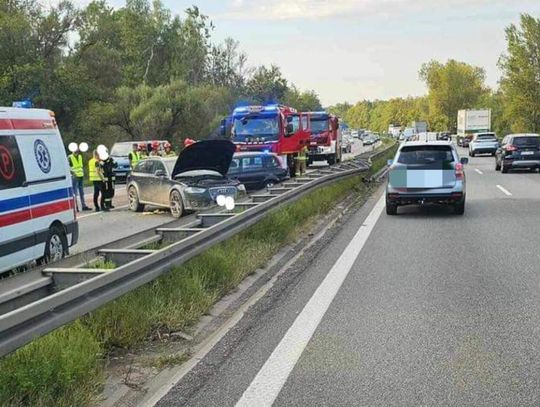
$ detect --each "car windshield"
[232,116,279,142]
[397,145,454,166]
[310,119,328,134]
[513,137,540,147]
[110,143,133,156]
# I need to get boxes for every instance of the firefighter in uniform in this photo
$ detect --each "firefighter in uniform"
[163,142,176,157]
[68,146,91,211]
[89,150,105,212]
[101,154,117,211]
[295,145,309,177]
[128,143,141,170]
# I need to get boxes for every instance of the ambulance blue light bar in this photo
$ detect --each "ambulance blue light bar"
[13,100,33,108]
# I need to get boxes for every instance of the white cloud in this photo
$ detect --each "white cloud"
[220,0,528,21]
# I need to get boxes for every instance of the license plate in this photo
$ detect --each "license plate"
[521,151,534,155]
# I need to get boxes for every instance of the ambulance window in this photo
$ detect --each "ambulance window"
[0,136,26,190]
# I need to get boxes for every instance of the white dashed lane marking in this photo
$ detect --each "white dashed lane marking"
[496,185,512,196]
[474,168,483,175]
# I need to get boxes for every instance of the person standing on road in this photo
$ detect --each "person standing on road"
[68,146,91,211]
[295,145,309,177]
[101,154,117,211]
[89,150,105,212]
[128,143,141,170]
[163,142,176,157]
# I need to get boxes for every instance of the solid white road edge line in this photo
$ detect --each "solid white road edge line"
[496,185,512,196]
[474,168,483,175]
[235,193,386,407]
[141,187,377,407]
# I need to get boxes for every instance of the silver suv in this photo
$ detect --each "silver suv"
[386,141,468,215]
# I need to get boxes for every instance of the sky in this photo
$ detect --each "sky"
[58,0,540,106]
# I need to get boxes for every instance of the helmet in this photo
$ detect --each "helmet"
[184,138,195,147]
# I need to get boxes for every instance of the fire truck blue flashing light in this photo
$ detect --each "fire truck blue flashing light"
[13,100,33,108]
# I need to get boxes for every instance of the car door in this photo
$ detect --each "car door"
[135,160,155,203]
[151,160,173,206]
[241,156,265,189]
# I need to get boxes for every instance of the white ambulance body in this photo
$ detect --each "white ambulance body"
[0,107,78,273]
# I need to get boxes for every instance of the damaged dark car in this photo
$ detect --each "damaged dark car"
[126,140,246,217]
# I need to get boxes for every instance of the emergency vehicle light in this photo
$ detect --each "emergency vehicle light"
[12,100,33,108]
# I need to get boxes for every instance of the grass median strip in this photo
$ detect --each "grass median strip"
[0,145,396,406]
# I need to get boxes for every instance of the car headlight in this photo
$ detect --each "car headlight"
[185,187,206,194]
[238,184,246,192]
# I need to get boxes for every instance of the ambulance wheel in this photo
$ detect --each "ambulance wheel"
[128,186,145,212]
[41,226,67,264]
[327,155,336,166]
[170,190,184,218]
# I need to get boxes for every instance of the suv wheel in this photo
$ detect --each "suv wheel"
[454,200,465,215]
[170,190,184,218]
[128,186,145,212]
[469,150,475,157]
[386,202,398,215]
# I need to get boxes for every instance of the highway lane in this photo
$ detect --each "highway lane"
[71,140,371,254]
[153,142,540,407]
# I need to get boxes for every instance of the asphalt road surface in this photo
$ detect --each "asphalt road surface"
[72,141,372,254]
[152,144,540,407]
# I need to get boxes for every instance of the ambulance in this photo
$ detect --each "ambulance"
[0,105,78,274]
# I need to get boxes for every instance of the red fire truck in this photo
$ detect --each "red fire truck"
[306,112,342,166]
[226,104,310,176]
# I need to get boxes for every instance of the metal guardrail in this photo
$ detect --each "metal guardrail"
[0,143,396,357]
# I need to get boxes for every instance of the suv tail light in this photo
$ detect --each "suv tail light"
[455,162,464,180]
[505,144,518,152]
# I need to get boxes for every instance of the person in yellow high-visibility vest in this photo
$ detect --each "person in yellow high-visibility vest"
[88,150,105,212]
[295,145,309,177]
[128,143,141,170]
[68,147,91,211]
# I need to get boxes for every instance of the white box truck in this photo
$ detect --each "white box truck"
[457,109,491,147]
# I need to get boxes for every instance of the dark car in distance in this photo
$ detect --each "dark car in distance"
[228,152,289,191]
[495,133,540,173]
[127,140,246,217]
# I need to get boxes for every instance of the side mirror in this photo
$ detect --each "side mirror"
[460,157,469,165]
[155,169,167,177]
[387,159,393,166]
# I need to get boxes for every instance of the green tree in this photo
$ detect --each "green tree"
[245,65,288,104]
[419,59,488,131]
[499,14,540,133]
[282,86,322,111]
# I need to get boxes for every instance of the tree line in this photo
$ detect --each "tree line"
[330,14,540,137]
[0,0,323,148]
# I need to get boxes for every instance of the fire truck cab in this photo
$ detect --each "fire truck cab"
[306,112,342,166]
[227,104,310,176]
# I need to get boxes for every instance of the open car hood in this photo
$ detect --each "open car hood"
[172,140,236,178]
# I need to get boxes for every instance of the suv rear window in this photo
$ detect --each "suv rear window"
[513,137,540,147]
[476,134,496,140]
[397,146,454,165]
